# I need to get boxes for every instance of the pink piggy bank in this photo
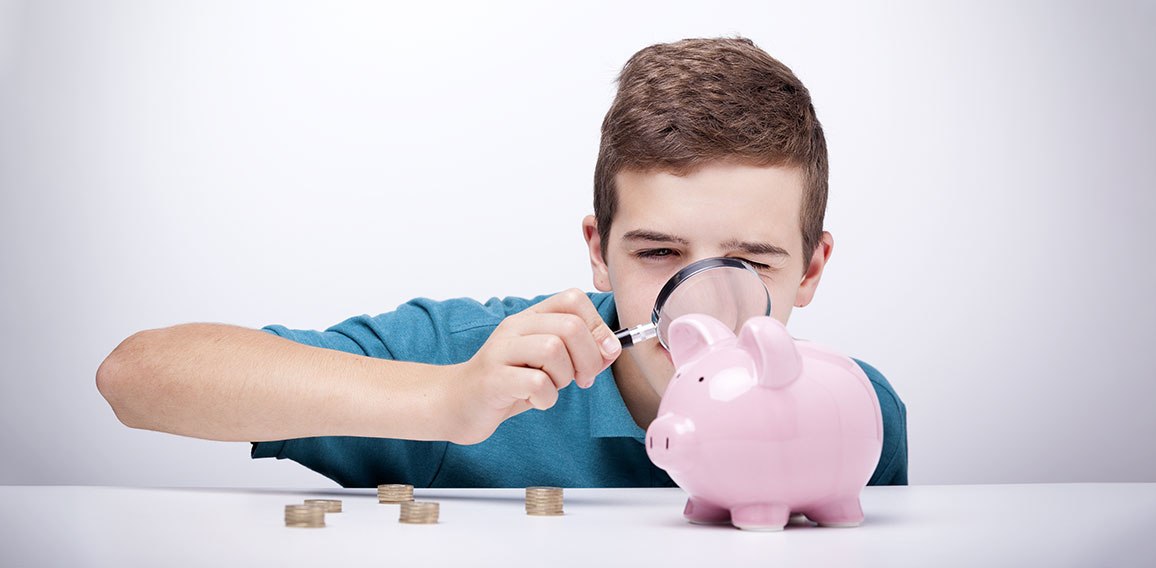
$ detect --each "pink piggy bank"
[646,313,883,531]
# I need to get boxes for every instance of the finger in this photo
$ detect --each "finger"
[503,334,575,390]
[504,367,559,411]
[502,313,604,388]
[526,288,621,362]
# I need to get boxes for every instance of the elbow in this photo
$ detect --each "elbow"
[96,329,162,430]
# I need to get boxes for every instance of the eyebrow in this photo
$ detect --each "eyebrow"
[719,238,790,257]
[621,229,690,246]
[622,230,790,257]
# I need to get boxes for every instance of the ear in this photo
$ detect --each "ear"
[794,231,834,307]
[736,316,802,389]
[667,314,736,368]
[582,215,612,292]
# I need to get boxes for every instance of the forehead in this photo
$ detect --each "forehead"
[612,162,805,245]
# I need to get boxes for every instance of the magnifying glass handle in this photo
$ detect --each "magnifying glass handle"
[613,322,658,348]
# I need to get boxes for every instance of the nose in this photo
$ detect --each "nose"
[648,433,669,450]
[646,431,672,454]
[645,421,672,469]
[645,414,697,472]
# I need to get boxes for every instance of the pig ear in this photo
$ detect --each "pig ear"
[666,314,736,368]
[736,317,802,389]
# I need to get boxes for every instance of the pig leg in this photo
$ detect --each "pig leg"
[730,503,791,531]
[683,498,731,525]
[805,497,864,528]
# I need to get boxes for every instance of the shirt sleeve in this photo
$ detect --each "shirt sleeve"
[257,298,459,362]
[247,295,527,487]
[854,359,910,486]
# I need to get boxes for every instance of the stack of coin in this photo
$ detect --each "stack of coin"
[377,484,414,503]
[525,486,564,516]
[284,504,325,528]
[398,501,439,524]
[304,499,342,513]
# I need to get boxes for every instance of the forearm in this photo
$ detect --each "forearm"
[96,323,455,442]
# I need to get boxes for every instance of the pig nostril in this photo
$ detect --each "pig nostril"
[665,437,669,450]
[648,436,652,449]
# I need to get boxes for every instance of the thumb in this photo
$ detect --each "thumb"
[599,327,623,362]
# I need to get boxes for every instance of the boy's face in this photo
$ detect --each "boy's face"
[583,161,833,398]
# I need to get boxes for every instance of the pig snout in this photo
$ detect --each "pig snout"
[645,413,698,473]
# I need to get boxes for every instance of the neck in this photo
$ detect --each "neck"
[611,351,662,431]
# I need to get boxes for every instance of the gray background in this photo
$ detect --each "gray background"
[1,0,1153,488]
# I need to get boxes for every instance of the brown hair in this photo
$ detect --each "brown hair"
[594,37,828,271]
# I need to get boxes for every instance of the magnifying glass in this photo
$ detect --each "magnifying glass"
[613,257,771,349]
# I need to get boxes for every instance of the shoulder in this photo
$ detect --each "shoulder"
[851,358,909,486]
[851,359,905,414]
[387,291,616,363]
[406,291,617,331]
[260,291,617,364]
[410,294,549,333]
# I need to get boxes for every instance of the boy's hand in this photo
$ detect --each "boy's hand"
[444,289,622,445]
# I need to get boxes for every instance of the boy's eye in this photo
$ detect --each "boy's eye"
[739,258,772,270]
[636,250,773,271]
[636,249,678,260]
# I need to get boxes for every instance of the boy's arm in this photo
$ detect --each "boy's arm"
[96,323,455,442]
[96,289,622,445]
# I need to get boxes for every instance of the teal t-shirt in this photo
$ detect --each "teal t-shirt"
[252,292,909,487]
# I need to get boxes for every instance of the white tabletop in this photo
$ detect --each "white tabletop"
[1,483,1153,567]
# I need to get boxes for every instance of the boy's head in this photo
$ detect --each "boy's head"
[593,37,827,272]
[582,37,835,396]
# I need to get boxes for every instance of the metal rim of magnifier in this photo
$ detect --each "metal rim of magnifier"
[650,256,771,329]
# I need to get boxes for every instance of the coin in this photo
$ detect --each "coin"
[398,501,439,524]
[378,484,415,504]
[525,486,563,516]
[284,504,325,528]
[304,499,342,513]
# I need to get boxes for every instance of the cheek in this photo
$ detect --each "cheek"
[609,263,666,327]
[614,291,653,328]
[766,282,799,323]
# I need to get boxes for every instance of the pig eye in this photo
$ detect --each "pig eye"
[698,377,704,382]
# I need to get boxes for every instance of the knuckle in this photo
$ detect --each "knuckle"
[560,316,584,337]
[529,371,551,390]
[542,336,566,358]
[562,288,584,307]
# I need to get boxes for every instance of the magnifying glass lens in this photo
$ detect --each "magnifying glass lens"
[655,261,769,347]
[613,257,771,349]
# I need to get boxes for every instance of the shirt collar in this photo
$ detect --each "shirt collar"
[587,292,648,441]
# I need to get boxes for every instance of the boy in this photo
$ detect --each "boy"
[96,37,908,488]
